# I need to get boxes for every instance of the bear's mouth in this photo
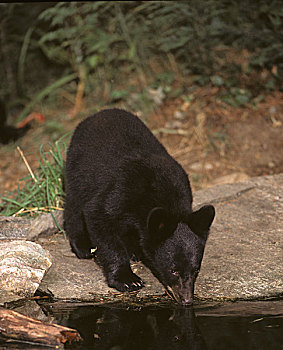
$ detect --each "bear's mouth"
[165,284,194,306]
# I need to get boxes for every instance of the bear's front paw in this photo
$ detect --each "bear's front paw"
[108,271,144,292]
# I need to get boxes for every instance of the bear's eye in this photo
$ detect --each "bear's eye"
[170,269,179,276]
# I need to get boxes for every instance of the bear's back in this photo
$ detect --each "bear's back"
[66,109,192,217]
[66,109,164,193]
[68,109,167,163]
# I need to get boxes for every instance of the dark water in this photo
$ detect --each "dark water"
[1,300,283,349]
[46,300,283,350]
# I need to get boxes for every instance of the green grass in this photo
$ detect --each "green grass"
[0,134,70,220]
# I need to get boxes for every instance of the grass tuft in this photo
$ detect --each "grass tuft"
[0,134,70,219]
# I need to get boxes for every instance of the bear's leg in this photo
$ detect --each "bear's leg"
[65,210,93,259]
[84,212,144,292]
[103,254,144,292]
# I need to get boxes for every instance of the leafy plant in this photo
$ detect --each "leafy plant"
[1,1,282,114]
[221,88,252,107]
[109,89,129,103]
[35,2,283,91]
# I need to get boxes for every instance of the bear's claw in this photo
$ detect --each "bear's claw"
[109,272,144,292]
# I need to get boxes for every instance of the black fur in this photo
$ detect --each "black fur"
[64,109,215,304]
[0,100,30,144]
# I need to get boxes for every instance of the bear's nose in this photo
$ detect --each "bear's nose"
[182,297,193,306]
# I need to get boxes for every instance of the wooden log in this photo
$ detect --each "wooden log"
[0,307,82,347]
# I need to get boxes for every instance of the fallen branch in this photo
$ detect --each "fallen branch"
[0,307,82,347]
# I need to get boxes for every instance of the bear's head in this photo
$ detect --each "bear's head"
[142,205,215,305]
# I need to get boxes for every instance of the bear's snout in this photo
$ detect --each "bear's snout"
[167,276,195,306]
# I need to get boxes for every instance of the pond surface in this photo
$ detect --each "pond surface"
[1,300,283,349]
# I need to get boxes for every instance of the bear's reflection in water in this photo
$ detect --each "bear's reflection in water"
[64,306,205,350]
[40,302,283,350]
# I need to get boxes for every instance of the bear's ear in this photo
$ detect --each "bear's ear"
[146,207,177,244]
[187,205,215,238]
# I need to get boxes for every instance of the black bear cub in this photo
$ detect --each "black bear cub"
[64,109,215,305]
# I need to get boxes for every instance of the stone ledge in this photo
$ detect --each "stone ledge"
[1,174,282,305]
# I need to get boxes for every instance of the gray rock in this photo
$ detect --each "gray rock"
[0,290,22,304]
[39,234,165,301]
[195,173,283,300]
[0,210,64,241]
[27,210,64,240]
[207,172,250,187]
[0,241,52,304]
[38,174,283,302]
[0,216,30,240]
[1,174,282,305]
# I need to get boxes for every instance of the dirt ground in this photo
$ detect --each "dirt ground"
[152,88,283,190]
[0,87,282,198]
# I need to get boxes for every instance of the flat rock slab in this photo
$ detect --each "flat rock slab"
[0,216,30,240]
[38,174,283,302]
[0,211,64,241]
[195,174,283,300]
[1,174,282,304]
[38,234,164,301]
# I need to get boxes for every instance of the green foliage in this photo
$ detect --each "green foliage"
[221,88,253,107]
[151,72,175,90]
[38,2,117,70]
[36,2,283,86]
[210,75,224,87]
[109,90,129,103]
[17,73,77,122]
[208,129,230,152]
[1,1,282,111]
[0,136,69,219]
